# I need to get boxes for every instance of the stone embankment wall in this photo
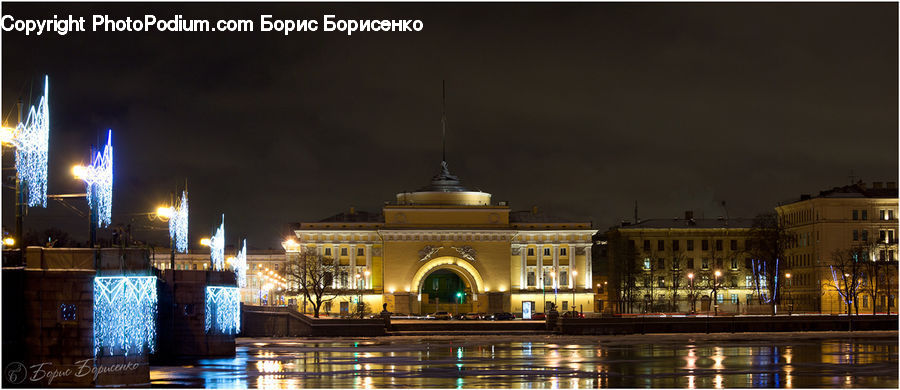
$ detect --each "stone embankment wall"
[242,305,386,337]
[556,315,900,335]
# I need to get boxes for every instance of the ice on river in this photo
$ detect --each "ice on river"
[150,331,898,388]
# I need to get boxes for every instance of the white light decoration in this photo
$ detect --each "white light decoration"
[169,191,189,253]
[93,276,157,356]
[210,214,225,270]
[205,286,241,334]
[12,75,50,208]
[79,130,114,227]
[234,239,248,288]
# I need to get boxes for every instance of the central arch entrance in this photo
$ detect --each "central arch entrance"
[420,269,473,314]
[412,256,484,315]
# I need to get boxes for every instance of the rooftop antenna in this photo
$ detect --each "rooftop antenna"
[441,80,447,163]
[633,201,639,224]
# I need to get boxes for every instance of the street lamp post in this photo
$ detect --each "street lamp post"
[542,269,547,312]
[550,271,557,309]
[688,273,695,314]
[571,270,577,314]
[785,273,792,315]
[713,270,721,316]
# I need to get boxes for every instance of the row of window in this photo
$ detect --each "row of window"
[639,239,743,252]
[323,247,367,257]
[644,293,760,305]
[641,257,749,271]
[641,275,763,288]
[155,262,282,271]
[524,267,571,287]
[525,247,569,257]
[851,209,896,221]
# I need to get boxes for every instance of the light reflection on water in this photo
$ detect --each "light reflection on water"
[150,335,898,388]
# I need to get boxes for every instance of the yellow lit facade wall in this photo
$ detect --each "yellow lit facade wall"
[776,196,899,314]
[291,205,596,315]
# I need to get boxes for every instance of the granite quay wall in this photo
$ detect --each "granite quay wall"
[556,314,900,335]
[242,305,386,337]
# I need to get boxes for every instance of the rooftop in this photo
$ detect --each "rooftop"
[317,210,384,223]
[782,181,898,204]
[617,217,755,230]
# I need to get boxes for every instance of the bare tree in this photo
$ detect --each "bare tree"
[747,213,795,315]
[609,231,641,314]
[686,271,700,314]
[668,251,688,312]
[827,247,866,316]
[284,249,342,318]
[860,240,897,315]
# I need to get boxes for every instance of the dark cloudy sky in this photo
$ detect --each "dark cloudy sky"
[2,3,897,249]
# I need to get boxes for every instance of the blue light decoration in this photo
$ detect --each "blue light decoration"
[78,130,114,227]
[169,190,189,253]
[234,239,248,288]
[93,276,157,356]
[210,214,225,270]
[751,258,779,304]
[205,286,241,334]
[12,75,50,207]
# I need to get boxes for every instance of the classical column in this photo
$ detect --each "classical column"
[332,245,339,289]
[350,245,357,286]
[365,244,373,289]
[537,246,544,287]
[552,244,560,289]
[584,244,592,289]
[520,245,527,289]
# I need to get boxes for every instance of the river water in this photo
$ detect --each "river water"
[150,332,898,388]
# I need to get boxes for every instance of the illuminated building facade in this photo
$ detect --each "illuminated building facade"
[776,181,898,314]
[151,250,287,305]
[607,213,759,314]
[287,162,596,315]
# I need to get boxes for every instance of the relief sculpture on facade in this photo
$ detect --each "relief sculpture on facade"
[453,246,477,262]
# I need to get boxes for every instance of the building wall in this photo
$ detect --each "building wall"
[608,224,758,314]
[292,211,596,315]
[777,196,899,314]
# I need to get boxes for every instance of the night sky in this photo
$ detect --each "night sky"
[2,3,897,250]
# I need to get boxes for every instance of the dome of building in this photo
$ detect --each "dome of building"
[396,161,491,206]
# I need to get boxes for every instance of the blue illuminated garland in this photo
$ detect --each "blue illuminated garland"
[751,258,779,303]
[93,276,157,356]
[210,214,225,270]
[169,191,189,253]
[235,239,248,288]
[79,130,114,227]
[13,75,50,208]
[205,286,241,334]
